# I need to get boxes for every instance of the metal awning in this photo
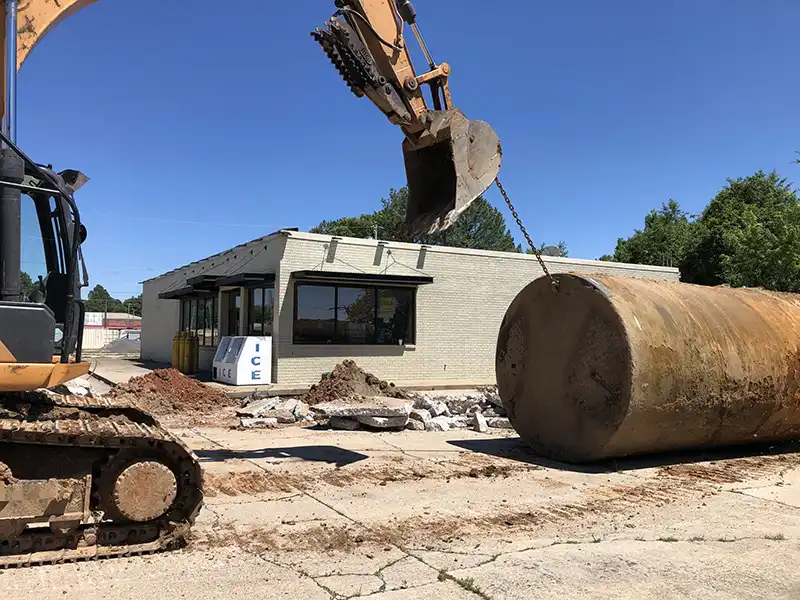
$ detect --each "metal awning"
[216,272,276,287]
[292,270,433,286]
[158,286,200,300]
[159,272,277,299]
[186,274,221,290]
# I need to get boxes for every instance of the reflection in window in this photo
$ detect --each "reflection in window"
[376,288,413,345]
[337,287,375,344]
[294,285,335,343]
[248,285,275,336]
[21,194,47,302]
[293,283,414,345]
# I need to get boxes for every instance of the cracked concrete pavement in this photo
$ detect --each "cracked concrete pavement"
[3,426,800,599]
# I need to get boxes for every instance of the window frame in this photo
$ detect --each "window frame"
[247,284,275,336]
[292,281,417,346]
[180,294,218,347]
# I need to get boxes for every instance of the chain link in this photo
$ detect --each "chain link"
[494,178,559,293]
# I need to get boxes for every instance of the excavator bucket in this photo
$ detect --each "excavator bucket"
[403,109,502,236]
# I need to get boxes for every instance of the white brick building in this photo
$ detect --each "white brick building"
[141,229,679,387]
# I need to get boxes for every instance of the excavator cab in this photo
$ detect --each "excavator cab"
[313,0,503,236]
[0,143,91,391]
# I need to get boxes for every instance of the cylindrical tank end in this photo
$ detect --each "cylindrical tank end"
[496,274,633,463]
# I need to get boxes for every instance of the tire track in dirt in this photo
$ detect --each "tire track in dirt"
[198,451,800,553]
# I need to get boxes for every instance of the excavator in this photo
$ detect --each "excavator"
[0,0,503,566]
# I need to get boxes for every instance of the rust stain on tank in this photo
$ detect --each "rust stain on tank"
[496,273,800,463]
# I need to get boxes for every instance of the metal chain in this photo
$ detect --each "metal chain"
[494,177,559,293]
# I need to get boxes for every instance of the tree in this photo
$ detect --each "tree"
[123,295,143,316]
[603,170,800,293]
[597,254,615,262]
[681,170,800,291]
[610,200,697,268]
[20,271,35,301]
[526,241,568,257]
[312,187,520,252]
[85,284,125,313]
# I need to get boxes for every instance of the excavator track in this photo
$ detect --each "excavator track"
[0,391,203,568]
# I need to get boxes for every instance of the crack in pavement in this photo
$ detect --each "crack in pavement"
[725,488,800,510]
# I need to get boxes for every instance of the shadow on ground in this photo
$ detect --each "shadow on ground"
[449,437,800,474]
[195,445,369,468]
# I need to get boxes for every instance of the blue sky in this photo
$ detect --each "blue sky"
[17,0,800,300]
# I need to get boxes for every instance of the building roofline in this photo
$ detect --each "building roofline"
[283,230,680,274]
[141,228,297,283]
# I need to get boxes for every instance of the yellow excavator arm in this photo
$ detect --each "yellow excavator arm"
[1,0,502,235]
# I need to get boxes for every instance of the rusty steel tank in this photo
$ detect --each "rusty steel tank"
[495,273,800,463]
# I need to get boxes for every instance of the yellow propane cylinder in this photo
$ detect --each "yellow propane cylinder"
[180,332,190,374]
[189,334,199,374]
[172,331,182,369]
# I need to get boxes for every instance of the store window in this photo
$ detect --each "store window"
[248,285,275,336]
[180,295,218,346]
[293,283,414,345]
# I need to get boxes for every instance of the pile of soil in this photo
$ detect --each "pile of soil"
[303,360,409,406]
[110,368,238,416]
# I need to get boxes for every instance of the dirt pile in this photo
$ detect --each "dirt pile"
[109,368,238,416]
[303,360,409,406]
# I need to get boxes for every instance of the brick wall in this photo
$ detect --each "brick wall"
[274,232,679,386]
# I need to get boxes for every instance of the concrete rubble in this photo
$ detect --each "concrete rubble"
[237,385,512,434]
[411,387,511,433]
[238,397,311,428]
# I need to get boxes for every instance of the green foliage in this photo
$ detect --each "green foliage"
[122,295,143,316]
[20,271,35,301]
[681,171,800,291]
[606,170,800,292]
[526,241,568,257]
[311,187,520,252]
[85,284,125,313]
[611,200,697,268]
[597,254,615,262]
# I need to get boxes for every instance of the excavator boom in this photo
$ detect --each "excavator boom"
[312,0,503,235]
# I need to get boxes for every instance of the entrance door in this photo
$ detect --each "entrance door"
[223,289,241,336]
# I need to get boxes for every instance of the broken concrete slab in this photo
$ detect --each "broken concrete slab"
[449,416,471,429]
[430,402,451,417]
[486,417,514,429]
[445,396,479,415]
[293,401,309,420]
[409,408,432,425]
[237,397,281,417]
[329,417,361,431]
[357,415,409,429]
[239,417,279,429]
[311,397,412,418]
[413,396,436,411]
[473,412,489,433]
[256,399,305,423]
[406,419,425,431]
[426,416,452,432]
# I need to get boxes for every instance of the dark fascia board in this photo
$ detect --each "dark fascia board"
[185,274,223,292]
[217,272,277,287]
[292,270,433,286]
[158,286,199,300]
